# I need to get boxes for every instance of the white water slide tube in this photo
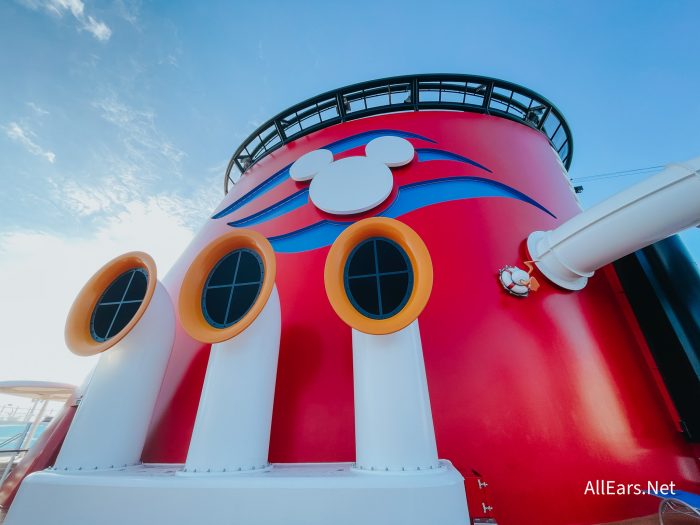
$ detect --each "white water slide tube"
[528,157,700,290]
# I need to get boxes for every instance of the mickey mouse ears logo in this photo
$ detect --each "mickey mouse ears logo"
[213,129,556,254]
[290,136,415,215]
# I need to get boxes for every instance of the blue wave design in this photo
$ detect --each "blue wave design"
[224,146,492,227]
[213,166,291,220]
[267,221,350,253]
[383,177,554,219]
[323,129,436,154]
[666,490,700,508]
[229,189,309,227]
[213,129,436,220]
[416,148,492,173]
[269,176,555,253]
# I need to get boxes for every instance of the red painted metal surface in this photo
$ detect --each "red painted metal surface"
[464,470,497,521]
[141,111,700,524]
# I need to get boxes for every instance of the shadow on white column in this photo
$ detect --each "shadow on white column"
[353,319,439,472]
[56,252,175,471]
[177,229,281,474]
[183,286,281,473]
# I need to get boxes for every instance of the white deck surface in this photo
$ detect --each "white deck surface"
[5,461,469,525]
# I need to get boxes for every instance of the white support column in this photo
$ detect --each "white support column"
[183,286,281,474]
[19,399,49,451]
[528,157,700,290]
[54,281,175,470]
[352,320,439,472]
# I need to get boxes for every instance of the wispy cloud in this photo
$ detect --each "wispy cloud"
[81,13,111,41]
[51,177,116,216]
[92,95,186,179]
[207,159,229,175]
[38,95,218,227]
[4,122,56,163]
[26,101,50,116]
[159,54,179,68]
[114,0,140,27]
[18,0,112,41]
[48,172,219,229]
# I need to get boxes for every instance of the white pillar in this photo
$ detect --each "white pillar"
[528,157,700,290]
[352,320,439,472]
[54,281,175,470]
[183,286,281,474]
[19,399,49,450]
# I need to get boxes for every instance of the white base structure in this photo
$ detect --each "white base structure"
[184,286,281,473]
[528,157,700,290]
[5,462,468,525]
[54,282,175,471]
[352,320,439,471]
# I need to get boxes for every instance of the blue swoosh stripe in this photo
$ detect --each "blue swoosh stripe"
[663,490,700,507]
[267,221,349,253]
[269,177,555,253]
[382,177,554,219]
[229,189,309,227]
[416,148,492,173]
[223,147,493,227]
[213,166,291,220]
[213,129,436,220]
[323,129,436,154]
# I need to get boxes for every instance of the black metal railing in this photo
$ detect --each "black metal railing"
[224,74,573,193]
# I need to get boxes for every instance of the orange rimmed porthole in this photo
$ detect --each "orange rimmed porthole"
[324,217,433,335]
[179,228,276,344]
[65,252,157,357]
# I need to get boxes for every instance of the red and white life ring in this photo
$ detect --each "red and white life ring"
[498,264,539,297]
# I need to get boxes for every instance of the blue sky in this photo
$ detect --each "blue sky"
[0,0,699,390]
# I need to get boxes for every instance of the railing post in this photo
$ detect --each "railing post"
[336,93,347,122]
[537,106,551,130]
[273,119,287,144]
[483,82,493,113]
[411,78,419,110]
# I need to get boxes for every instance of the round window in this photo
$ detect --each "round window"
[90,268,149,342]
[202,248,264,328]
[344,237,414,320]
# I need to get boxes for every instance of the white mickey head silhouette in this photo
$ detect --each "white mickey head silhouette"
[290,136,415,215]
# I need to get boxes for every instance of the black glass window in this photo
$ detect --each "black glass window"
[90,268,148,342]
[202,249,264,328]
[344,238,413,319]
